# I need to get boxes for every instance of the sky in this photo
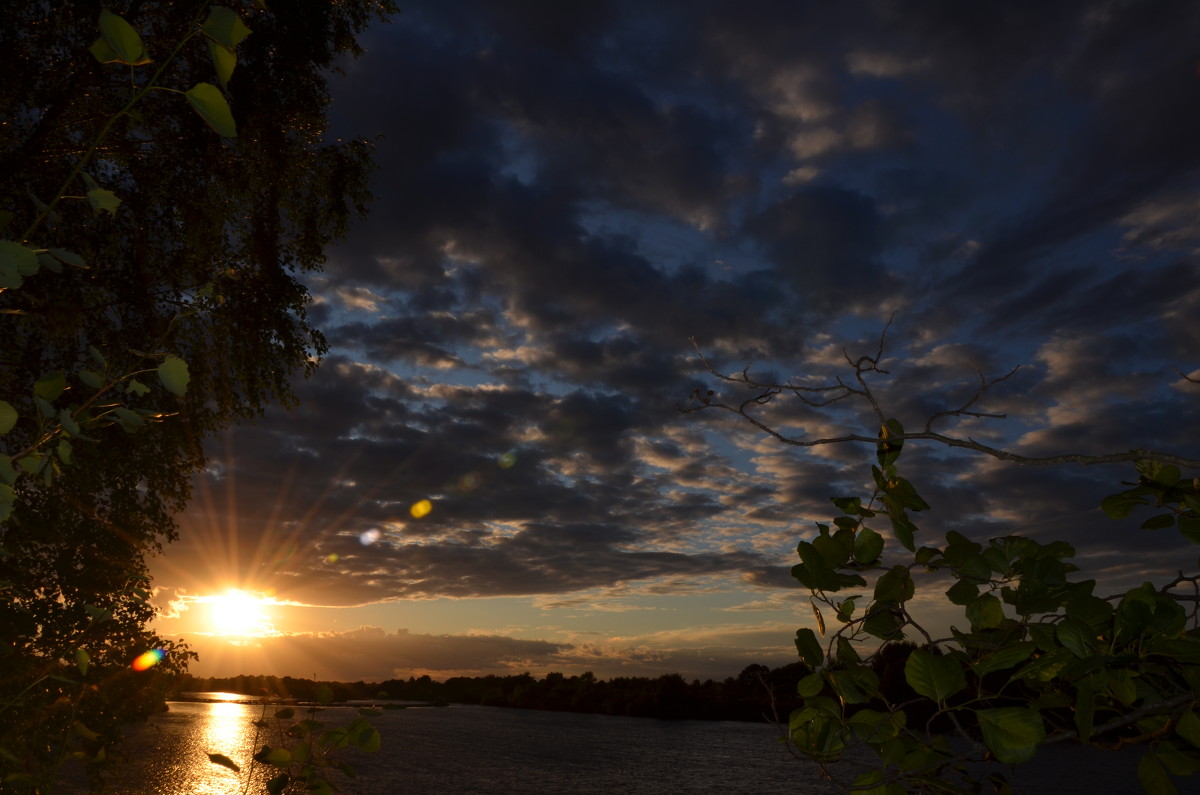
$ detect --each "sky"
[150,0,1200,684]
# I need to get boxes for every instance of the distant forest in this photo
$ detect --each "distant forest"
[175,643,927,724]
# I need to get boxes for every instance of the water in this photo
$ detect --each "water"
[56,698,1147,794]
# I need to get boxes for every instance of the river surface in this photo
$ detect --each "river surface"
[56,694,1148,794]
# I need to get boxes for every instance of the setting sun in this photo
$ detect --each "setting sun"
[203,589,274,637]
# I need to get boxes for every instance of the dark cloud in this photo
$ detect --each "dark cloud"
[158,0,1200,679]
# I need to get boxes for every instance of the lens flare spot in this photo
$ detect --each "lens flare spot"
[359,529,381,545]
[498,452,516,469]
[410,499,433,518]
[325,552,339,563]
[458,472,479,491]
[132,649,164,671]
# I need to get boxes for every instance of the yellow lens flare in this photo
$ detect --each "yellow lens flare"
[410,499,433,518]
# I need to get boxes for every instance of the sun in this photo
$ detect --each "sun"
[204,589,273,636]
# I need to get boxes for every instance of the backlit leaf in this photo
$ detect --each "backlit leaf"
[87,188,121,214]
[795,627,824,667]
[977,707,1045,765]
[1138,751,1178,795]
[207,753,241,773]
[98,10,148,65]
[186,83,237,138]
[202,6,252,49]
[208,39,238,90]
[0,240,39,288]
[0,401,17,434]
[157,356,190,395]
[904,649,965,703]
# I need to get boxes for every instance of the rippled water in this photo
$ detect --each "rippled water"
[56,697,1147,794]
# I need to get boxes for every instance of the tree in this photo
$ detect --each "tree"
[0,1,395,788]
[686,322,1200,794]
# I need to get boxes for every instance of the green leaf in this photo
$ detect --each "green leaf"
[0,454,17,485]
[795,627,824,667]
[186,83,237,138]
[977,707,1045,765]
[874,565,914,603]
[904,649,966,703]
[355,725,381,752]
[89,36,121,64]
[855,526,884,563]
[973,641,1037,677]
[1055,617,1095,658]
[966,593,1005,630]
[315,684,334,705]
[0,240,40,288]
[202,6,253,49]
[254,745,292,767]
[1176,710,1200,750]
[126,379,151,397]
[34,371,67,402]
[87,188,121,214]
[157,356,190,396]
[1073,684,1094,741]
[945,579,979,606]
[75,648,89,676]
[797,672,825,697]
[98,10,149,65]
[0,401,17,434]
[79,370,104,390]
[1139,512,1176,531]
[266,773,289,795]
[208,39,238,90]
[207,753,241,773]
[1138,751,1178,795]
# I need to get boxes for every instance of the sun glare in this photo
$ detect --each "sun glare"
[204,589,273,637]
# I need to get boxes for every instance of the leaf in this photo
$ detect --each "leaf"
[79,370,104,390]
[157,356,190,395]
[34,371,67,402]
[795,627,824,667]
[1055,617,1095,658]
[945,579,979,606]
[355,725,381,752]
[855,526,884,563]
[0,240,40,288]
[98,10,149,65]
[89,36,121,64]
[797,672,825,697]
[904,649,966,703]
[254,745,292,766]
[207,753,241,773]
[812,602,826,636]
[0,401,17,434]
[0,455,16,485]
[966,593,1005,630]
[186,83,237,138]
[72,720,100,741]
[972,642,1036,678]
[1073,684,1094,741]
[203,6,253,49]
[208,39,238,90]
[1138,751,1179,795]
[315,684,334,705]
[87,188,121,215]
[874,566,914,603]
[126,379,151,397]
[266,773,290,795]
[977,707,1045,765]
[75,648,89,676]
[1177,710,1200,750]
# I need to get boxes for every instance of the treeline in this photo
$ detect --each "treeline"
[174,645,930,724]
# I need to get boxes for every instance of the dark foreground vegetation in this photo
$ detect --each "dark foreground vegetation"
[175,644,933,724]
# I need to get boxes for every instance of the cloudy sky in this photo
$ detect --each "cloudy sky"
[151,0,1200,683]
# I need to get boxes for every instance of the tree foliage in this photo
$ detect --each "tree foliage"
[687,324,1200,794]
[0,1,394,788]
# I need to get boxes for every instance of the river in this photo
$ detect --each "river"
[55,694,1147,793]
